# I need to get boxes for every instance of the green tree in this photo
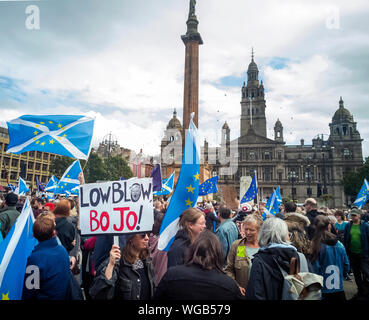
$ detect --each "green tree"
[105,155,133,181]
[49,156,75,178]
[342,157,369,198]
[84,152,106,183]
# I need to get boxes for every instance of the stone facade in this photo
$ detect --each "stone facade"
[213,57,363,208]
[0,126,57,190]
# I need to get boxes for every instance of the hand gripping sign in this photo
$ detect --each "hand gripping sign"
[79,178,153,236]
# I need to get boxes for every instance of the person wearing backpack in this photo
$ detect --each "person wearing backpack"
[245,217,302,300]
[311,215,350,300]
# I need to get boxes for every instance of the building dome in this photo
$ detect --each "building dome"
[167,109,182,130]
[332,97,353,122]
[222,121,230,130]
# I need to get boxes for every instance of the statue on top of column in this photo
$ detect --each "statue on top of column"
[189,0,196,18]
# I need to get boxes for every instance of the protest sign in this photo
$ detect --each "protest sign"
[79,178,154,236]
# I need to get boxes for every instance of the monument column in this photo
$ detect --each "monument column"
[181,0,203,133]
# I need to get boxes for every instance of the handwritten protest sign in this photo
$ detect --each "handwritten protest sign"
[79,178,154,236]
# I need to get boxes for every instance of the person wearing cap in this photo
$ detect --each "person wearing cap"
[0,192,20,238]
[343,208,369,299]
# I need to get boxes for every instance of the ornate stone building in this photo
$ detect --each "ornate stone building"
[0,126,57,190]
[213,56,363,208]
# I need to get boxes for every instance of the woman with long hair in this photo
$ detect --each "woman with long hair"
[89,233,155,300]
[155,229,243,300]
[310,215,350,300]
[167,207,206,268]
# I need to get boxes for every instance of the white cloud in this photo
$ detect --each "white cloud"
[0,0,368,158]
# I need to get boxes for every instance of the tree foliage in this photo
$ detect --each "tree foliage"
[49,152,133,183]
[49,156,75,178]
[342,157,369,197]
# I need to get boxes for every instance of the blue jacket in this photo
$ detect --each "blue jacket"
[215,219,239,262]
[313,242,350,294]
[343,221,369,258]
[22,237,71,300]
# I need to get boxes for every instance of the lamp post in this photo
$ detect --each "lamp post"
[288,169,298,202]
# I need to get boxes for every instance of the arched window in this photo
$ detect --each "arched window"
[343,126,347,135]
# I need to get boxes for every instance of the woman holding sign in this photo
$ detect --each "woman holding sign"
[89,232,155,300]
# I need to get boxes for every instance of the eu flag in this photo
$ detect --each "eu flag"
[354,178,369,209]
[199,176,218,196]
[240,171,258,204]
[54,160,82,195]
[154,171,175,196]
[0,198,38,300]
[262,188,280,220]
[6,115,95,160]
[158,114,200,251]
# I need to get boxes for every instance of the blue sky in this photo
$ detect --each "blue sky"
[0,0,368,160]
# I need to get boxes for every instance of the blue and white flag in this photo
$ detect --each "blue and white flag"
[262,188,280,220]
[240,171,258,204]
[16,177,30,196]
[44,175,59,192]
[6,115,95,160]
[199,176,218,196]
[354,178,369,209]
[275,185,282,205]
[54,160,82,195]
[0,198,38,300]
[158,114,200,251]
[8,184,16,192]
[154,171,175,196]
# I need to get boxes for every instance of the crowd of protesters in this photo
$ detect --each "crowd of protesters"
[1,181,369,301]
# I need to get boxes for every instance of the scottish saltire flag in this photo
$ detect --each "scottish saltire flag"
[67,186,79,196]
[240,171,258,204]
[354,178,369,209]
[154,171,175,196]
[8,184,16,192]
[276,185,282,205]
[158,114,200,251]
[54,160,82,195]
[262,189,280,220]
[16,177,30,196]
[150,164,162,192]
[44,175,59,192]
[0,198,38,300]
[6,115,95,160]
[199,176,218,196]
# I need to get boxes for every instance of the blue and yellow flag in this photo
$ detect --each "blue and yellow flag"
[6,115,95,160]
[354,178,369,209]
[0,198,38,300]
[262,188,280,220]
[240,171,258,204]
[154,171,175,196]
[199,176,218,196]
[158,114,200,251]
[54,160,82,195]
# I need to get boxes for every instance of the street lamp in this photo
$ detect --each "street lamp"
[288,169,298,202]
